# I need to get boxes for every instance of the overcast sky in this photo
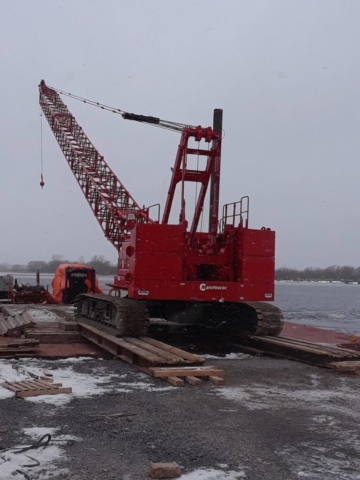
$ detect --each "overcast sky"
[1,0,359,269]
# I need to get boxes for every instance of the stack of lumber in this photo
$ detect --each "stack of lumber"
[242,334,360,366]
[330,361,360,376]
[26,322,83,343]
[78,322,204,367]
[149,366,225,387]
[0,338,39,358]
[78,322,225,386]
[2,378,72,398]
[0,310,36,336]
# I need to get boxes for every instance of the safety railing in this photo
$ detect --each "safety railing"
[220,196,249,232]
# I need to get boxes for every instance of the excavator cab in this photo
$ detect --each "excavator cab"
[51,264,103,305]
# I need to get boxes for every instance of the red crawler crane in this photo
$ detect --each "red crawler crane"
[39,80,283,337]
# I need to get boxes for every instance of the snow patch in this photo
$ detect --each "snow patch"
[215,381,360,418]
[203,353,249,360]
[26,308,60,323]
[0,359,174,405]
[115,381,174,393]
[0,427,81,480]
[181,468,246,479]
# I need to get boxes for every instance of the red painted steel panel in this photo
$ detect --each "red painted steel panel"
[240,229,275,257]
[134,224,185,253]
[132,252,183,281]
[241,256,275,284]
[129,279,274,302]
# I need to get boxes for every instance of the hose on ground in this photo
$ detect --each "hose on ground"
[14,434,51,454]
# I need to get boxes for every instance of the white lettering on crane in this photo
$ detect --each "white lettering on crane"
[199,283,227,292]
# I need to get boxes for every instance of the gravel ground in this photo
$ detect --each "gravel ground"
[1,355,360,479]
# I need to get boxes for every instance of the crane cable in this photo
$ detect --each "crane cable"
[46,85,197,133]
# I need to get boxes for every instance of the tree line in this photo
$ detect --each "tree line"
[275,266,360,282]
[0,254,117,276]
[1,258,360,281]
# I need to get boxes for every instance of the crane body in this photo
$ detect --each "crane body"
[39,80,283,337]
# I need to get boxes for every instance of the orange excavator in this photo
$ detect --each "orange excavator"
[51,264,102,304]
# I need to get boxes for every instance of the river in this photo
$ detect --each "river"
[2,273,360,335]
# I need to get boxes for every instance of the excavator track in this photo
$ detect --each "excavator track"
[74,294,150,337]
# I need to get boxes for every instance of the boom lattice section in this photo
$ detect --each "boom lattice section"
[39,80,150,250]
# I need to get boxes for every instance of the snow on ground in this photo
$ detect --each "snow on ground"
[181,468,246,479]
[0,358,174,405]
[0,426,81,480]
[202,353,249,360]
[26,308,60,323]
[214,378,360,418]
[214,376,360,479]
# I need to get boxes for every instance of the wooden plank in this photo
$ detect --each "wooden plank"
[2,382,22,392]
[79,323,165,364]
[14,382,32,390]
[36,379,63,389]
[59,321,79,331]
[150,366,225,378]
[21,311,37,325]
[166,377,184,387]
[251,336,359,359]
[20,381,40,390]
[0,347,37,353]
[331,361,360,368]
[209,376,225,386]
[123,337,184,364]
[281,336,360,356]
[330,361,360,372]
[140,337,204,364]
[16,387,72,398]
[6,339,39,347]
[31,380,54,390]
[185,376,202,386]
[26,332,83,344]
[257,335,360,358]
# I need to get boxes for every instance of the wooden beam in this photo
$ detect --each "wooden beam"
[16,387,72,398]
[140,337,204,364]
[166,377,184,387]
[209,376,225,386]
[123,337,184,364]
[185,376,202,386]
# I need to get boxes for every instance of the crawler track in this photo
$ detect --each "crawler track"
[74,294,283,339]
[74,294,150,337]
[239,302,284,337]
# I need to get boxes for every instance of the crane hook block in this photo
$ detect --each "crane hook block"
[40,173,45,189]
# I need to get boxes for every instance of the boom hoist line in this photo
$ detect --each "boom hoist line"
[39,80,222,248]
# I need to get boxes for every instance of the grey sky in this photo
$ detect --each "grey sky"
[1,0,359,269]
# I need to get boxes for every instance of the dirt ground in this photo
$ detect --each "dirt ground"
[1,355,360,480]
